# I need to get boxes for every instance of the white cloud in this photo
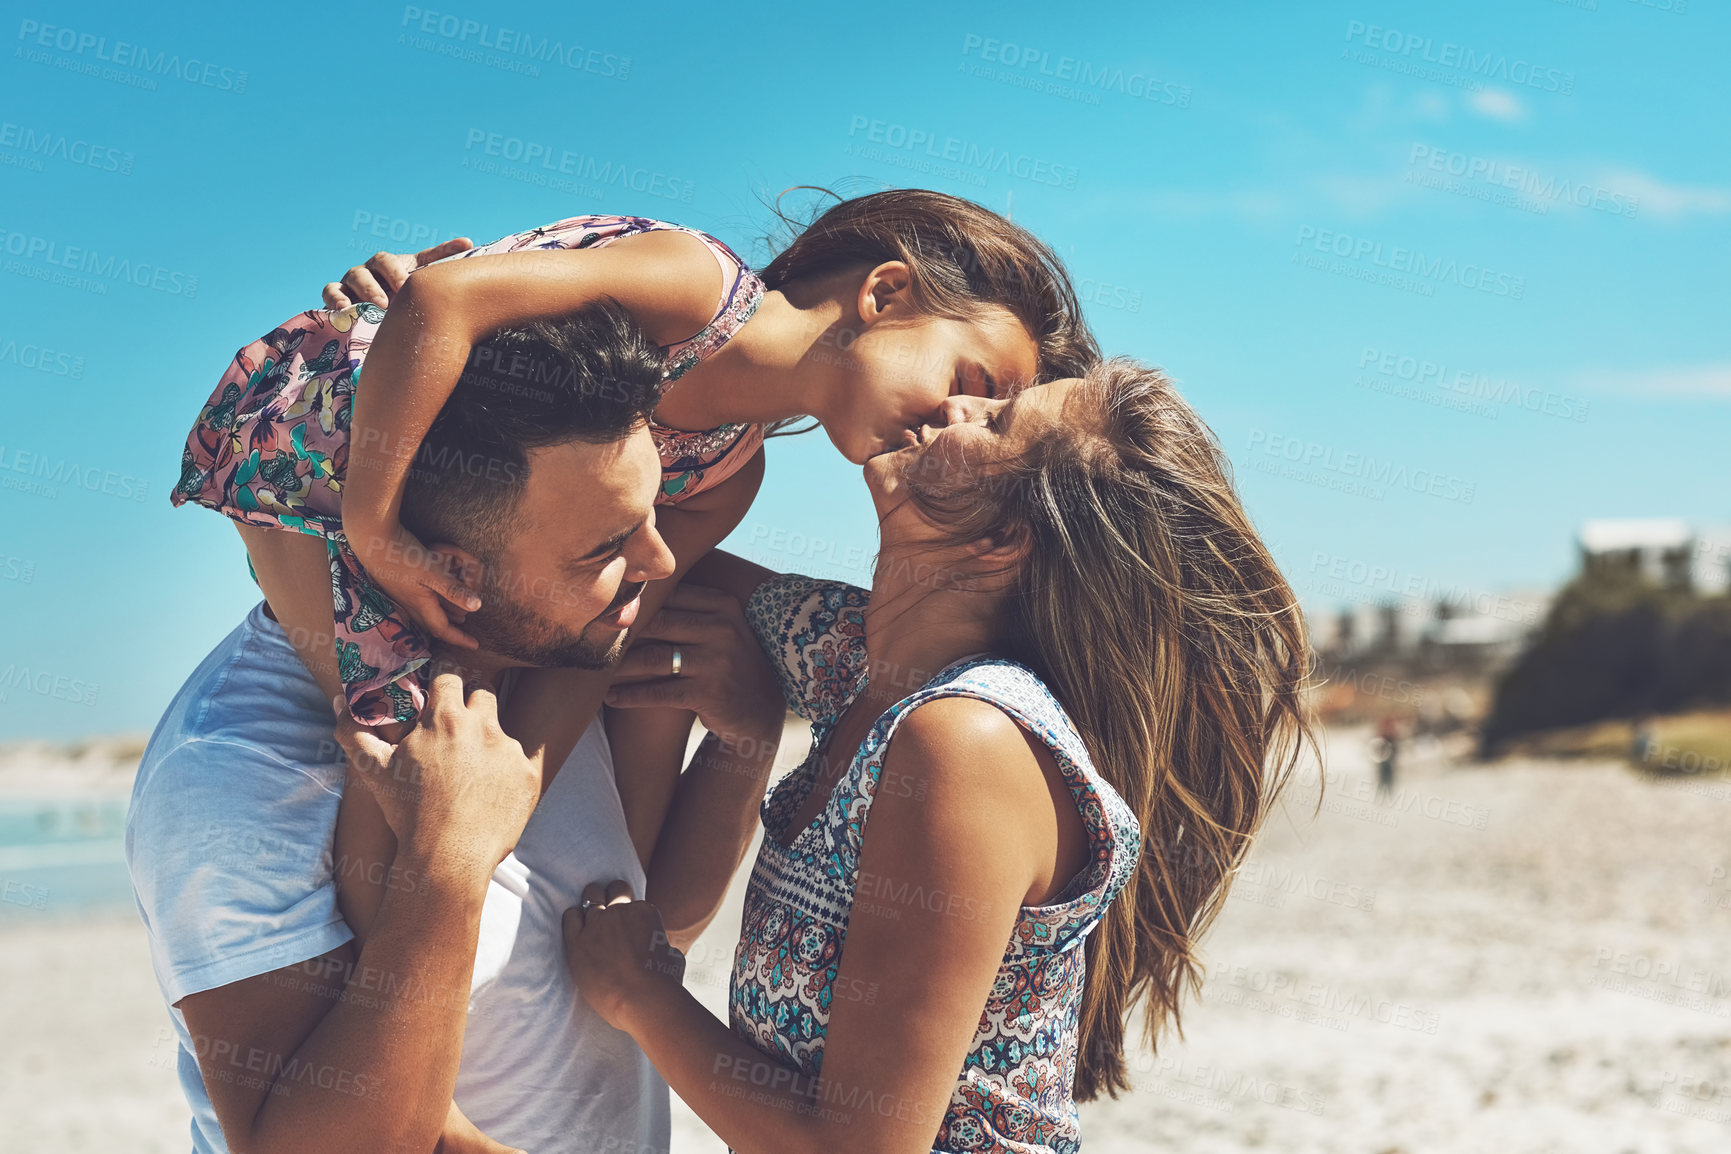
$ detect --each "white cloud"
[1468,88,1529,122]
[1595,169,1731,220]
[1579,364,1731,397]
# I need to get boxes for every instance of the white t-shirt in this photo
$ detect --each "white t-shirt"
[126,604,669,1154]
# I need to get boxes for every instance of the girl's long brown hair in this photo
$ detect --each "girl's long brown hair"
[759,188,1099,404]
[899,357,1317,1100]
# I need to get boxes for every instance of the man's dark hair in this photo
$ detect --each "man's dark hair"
[399,299,663,558]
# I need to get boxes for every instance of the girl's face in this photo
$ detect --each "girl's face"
[823,304,1040,465]
[863,377,1089,545]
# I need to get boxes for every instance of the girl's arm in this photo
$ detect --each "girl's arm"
[343,230,727,645]
[567,698,1060,1154]
[603,574,788,946]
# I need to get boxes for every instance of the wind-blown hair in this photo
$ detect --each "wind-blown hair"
[898,357,1316,1100]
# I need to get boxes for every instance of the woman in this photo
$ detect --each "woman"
[567,358,1316,1152]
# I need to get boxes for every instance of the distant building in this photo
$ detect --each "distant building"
[1579,518,1731,594]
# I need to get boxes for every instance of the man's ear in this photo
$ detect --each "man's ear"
[856,260,914,328]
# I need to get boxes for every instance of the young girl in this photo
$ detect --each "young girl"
[171,189,1099,1130]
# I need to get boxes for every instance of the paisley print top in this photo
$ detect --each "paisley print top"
[734,574,1142,1153]
[170,214,765,725]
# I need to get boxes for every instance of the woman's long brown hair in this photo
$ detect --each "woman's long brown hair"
[899,357,1317,1100]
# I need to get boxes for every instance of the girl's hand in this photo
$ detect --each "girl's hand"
[324,237,474,309]
[561,881,685,1032]
[604,583,785,746]
[349,522,483,650]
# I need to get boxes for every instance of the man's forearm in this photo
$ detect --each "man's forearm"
[246,852,489,1154]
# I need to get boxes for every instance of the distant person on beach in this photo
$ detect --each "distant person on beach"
[1375,715,1401,799]
[1631,714,1656,770]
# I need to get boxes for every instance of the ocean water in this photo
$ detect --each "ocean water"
[0,797,134,920]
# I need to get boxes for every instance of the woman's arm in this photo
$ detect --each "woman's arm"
[343,230,726,641]
[567,698,1059,1154]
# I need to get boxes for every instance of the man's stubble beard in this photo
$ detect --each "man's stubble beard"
[463,575,643,671]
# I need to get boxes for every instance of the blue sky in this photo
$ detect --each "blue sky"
[1,0,1726,737]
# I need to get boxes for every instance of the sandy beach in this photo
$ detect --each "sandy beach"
[4,725,1728,1152]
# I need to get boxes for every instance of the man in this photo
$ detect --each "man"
[126,288,769,1153]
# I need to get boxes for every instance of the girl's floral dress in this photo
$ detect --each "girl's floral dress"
[171,214,764,725]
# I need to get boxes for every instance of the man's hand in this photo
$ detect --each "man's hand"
[323,237,473,308]
[603,583,785,747]
[350,672,540,874]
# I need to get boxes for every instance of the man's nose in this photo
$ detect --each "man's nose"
[628,520,677,583]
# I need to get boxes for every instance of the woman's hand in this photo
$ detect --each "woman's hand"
[324,237,474,308]
[347,523,484,650]
[562,881,685,1032]
[604,583,785,747]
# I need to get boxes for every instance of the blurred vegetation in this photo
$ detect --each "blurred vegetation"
[1480,569,1731,754]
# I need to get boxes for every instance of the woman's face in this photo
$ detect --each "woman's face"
[822,305,1041,465]
[863,376,1090,538]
